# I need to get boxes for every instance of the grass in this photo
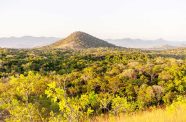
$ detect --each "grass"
[92,100,186,122]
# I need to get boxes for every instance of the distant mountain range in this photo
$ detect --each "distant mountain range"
[106,38,186,49]
[45,31,116,49]
[0,36,58,48]
[0,33,186,49]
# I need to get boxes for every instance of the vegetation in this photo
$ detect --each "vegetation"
[45,31,116,49]
[0,48,186,121]
[96,97,186,122]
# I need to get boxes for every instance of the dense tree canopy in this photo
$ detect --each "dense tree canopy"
[0,48,186,121]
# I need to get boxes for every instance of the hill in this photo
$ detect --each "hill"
[1,34,186,49]
[46,31,116,49]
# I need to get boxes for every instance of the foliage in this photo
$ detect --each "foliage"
[0,48,186,121]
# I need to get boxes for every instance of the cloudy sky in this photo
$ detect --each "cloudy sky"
[0,0,186,40]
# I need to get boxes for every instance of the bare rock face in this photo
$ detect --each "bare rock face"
[46,31,116,49]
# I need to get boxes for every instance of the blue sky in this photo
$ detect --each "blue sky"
[0,0,186,40]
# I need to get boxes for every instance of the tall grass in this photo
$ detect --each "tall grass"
[93,98,186,122]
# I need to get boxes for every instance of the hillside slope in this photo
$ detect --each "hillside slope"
[47,31,116,49]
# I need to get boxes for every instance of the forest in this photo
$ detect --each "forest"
[0,48,186,121]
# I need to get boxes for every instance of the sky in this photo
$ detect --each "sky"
[0,0,186,41]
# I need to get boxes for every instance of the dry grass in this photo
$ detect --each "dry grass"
[92,102,186,122]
